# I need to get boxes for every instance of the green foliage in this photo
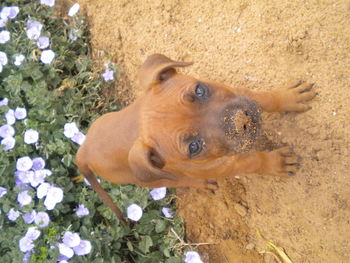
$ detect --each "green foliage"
[0,1,184,262]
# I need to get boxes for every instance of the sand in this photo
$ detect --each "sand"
[69,0,350,262]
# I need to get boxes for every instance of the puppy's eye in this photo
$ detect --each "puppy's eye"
[188,138,203,157]
[194,83,209,100]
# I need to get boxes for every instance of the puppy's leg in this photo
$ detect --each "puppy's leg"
[231,147,301,177]
[233,81,317,112]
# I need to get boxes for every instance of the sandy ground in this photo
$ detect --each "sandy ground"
[70,0,350,262]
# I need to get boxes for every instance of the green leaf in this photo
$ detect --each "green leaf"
[138,235,153,254]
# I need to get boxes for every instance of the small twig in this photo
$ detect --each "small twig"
[170,228,216,248]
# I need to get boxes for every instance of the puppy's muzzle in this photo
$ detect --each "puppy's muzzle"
[222,96,262,153]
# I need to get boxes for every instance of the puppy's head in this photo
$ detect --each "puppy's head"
[129,54,261,183]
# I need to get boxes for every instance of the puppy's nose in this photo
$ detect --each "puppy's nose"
[221,96,261,153]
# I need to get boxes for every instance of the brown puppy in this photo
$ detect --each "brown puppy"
[76,54,316,219]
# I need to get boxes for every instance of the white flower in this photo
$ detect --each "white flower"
[71,131,85,145]
[0,97,8,106]
[63,231,81,248]
[8,208,20,221]
[72,240,92,256]
[14,54,25,66]
[150,187,167,200]
[68,3,80,17]
[25,227,41,241]
[184,251,204,263]
[40,0,55,7]
[1,136,15,151]
[58,243,74,259]
[40,49,55,64]
[24,129,39,144]
[63,122,79,138]
[102,69,114,82]
[0,19,6,28]
[0,30,10,44]
[127,204,143,221]
[0,62,2,73]
[0,51,8,65]
[30,170,47,187]
[26,21,43,40]
[5,109,15,125]
[37,36,49,49]
[44,186,63,210]
[16,156,33,171]
[0,124,15,138]
[17,190,32,207]
[76,204,89,217]
[14,107,27,119]
[161,207,173,218]
[37,182,50,199]
[34,211,50,228]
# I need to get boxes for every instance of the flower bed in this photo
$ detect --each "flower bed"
[0,1,195,262]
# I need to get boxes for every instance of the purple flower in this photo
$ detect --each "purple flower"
[102,69,114,82]
[16,170,34,184]
[24,129,39,144]
[22,252,32,262]
[8,208,20,221]
[34,211,50,228]
[16,156,33,171]
[17,190,32,207]
[161,207,173,218]
[58,243,74,259]
[30,170,46,187]
[76,204,89,217]
[1,136,15,151]
[0,30,10,44]
[26,21,43,40]
[14,107,27,119]
[0,186,7,198]
[0,97,8,106]
[63,231,81,248]
[184,251,204,263]
[64,122,79,138]
[40,49,55,64]
[14,54,25,66]
[5,109,15,125]
[0,124,14,138]
[127,204,143,221]
[32,157,45,170]
[19,237,34,253]
[1,6,19,20]
[37,36,49,49]
[40,0,55,7]
[71,131,85,145]
[150,187,167,200]
[68,3,80,17]
[44,186,63,210]
[73,240,92,256]
[0,19,6,28]
[69,29,78,40]
[23,210,37,224]
[0,51,8,65]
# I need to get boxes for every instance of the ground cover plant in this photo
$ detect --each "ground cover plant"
[0,1,194,262]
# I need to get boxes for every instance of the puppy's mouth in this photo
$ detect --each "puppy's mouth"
[221,96,262,154]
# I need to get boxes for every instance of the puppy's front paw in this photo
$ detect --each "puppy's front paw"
[262,147,301,177]
[275,81,317,112]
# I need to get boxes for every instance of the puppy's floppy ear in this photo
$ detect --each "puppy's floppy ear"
[138,54,193,90]
[128,138,178,183]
